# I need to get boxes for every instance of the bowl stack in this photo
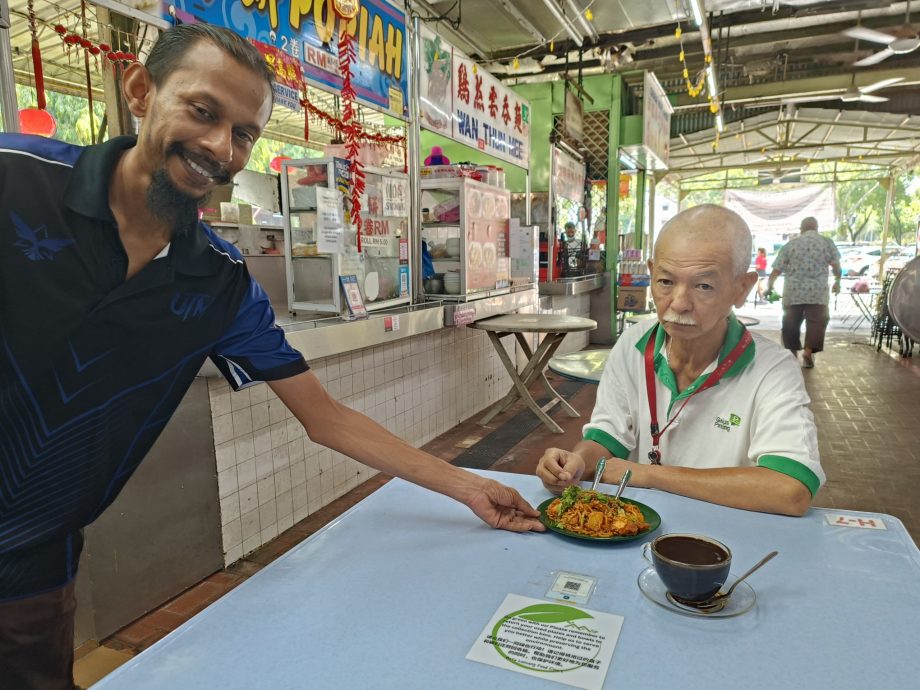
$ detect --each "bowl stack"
[443,271,462,295]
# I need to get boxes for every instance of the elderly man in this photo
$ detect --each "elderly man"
[766,217,842,368]
[537,205,824,517]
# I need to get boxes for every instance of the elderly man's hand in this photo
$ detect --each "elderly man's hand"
[537,448,586,494]
[832,279,841,294]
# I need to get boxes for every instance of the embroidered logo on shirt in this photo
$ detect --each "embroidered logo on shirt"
[170,292,215,321]
[714,413,742,432]
[11,212,75,261]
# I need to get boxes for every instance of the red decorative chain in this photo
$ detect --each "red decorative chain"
[53,24,136,65]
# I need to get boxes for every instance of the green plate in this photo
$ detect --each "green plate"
[538,495,661,542]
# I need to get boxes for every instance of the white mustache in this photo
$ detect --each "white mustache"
[662,310,698,326]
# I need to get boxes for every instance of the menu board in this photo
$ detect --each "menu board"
[465,185,510,293]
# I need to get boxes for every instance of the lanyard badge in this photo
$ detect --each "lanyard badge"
[643,325,752,465]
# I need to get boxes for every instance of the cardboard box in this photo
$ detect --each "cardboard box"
[616,286,649,311]
[617,273,650,287]
[200,184,234,222]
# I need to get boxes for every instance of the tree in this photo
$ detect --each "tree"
[835,178,879,244]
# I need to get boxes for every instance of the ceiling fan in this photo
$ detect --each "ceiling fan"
[782,76,904,104]
[843,1,920,66]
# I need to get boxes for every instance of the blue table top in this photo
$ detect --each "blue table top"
[94,471,920,690]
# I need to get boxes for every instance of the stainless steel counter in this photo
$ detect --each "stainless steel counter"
[537,273,605,295]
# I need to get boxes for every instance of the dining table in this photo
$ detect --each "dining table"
[92,470,920,690]
[468,313,597,433]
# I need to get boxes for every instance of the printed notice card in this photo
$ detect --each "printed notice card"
[316,187,345,254]
[466,594,623,690]
[339,275,367,318]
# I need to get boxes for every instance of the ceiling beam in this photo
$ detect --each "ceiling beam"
[487,4,911,62]
[673,67,920,108]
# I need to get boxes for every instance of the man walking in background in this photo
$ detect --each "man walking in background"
[767,217,842,368]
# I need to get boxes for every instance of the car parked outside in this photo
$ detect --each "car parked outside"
[841,246,915,276]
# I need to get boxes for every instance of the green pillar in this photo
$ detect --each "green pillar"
[606,75,623,341]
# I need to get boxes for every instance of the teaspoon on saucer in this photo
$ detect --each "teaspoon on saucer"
[675,551,779,612]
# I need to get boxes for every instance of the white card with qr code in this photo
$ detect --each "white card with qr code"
[546,571,597,604]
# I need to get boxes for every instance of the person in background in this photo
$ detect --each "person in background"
[754,247,768,302]
[537,205,824,518]
[562,220,580,248]
[766,217,842,369]
[0,24,543,690]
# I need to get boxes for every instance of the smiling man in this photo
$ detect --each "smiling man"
[0,24,542,690]
[537,205,825,517]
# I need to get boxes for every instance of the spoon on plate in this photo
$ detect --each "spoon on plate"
[692,550,779,611]
[590,457,606,491]
[613,469,632,501]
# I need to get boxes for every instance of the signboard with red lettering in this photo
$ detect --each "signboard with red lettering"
[451,53,530,168]
[164,0,408,119]
[417,28,530,169]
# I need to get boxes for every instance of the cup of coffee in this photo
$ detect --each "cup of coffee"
[643,533,732,603]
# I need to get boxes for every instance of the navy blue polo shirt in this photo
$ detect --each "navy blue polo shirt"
[0,134,308,601]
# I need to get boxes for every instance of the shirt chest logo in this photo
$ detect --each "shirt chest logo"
[714,413,742,432]
[11,211,75,261]
[170,292,215,321]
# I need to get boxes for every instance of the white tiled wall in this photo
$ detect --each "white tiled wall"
[210,300,590,567]
[209,325,516,566]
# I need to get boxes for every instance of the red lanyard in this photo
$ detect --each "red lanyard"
[643,325,753,464]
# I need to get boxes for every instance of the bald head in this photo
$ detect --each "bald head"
[655,204,752,277]
[800,216,818,232]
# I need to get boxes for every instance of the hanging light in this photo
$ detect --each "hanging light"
[19,108,56,137]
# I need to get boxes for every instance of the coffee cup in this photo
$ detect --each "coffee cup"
[643,533,732,603]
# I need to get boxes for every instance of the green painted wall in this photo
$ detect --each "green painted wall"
[417,74,623,194]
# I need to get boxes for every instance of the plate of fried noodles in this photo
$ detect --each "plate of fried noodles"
[538,486,660,542]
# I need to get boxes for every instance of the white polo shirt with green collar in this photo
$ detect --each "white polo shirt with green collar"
[584,314,824,497]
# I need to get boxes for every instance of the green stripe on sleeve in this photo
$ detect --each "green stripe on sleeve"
[584,428,631,460]
[758,455,822,497]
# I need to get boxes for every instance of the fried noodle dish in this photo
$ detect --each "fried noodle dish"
[547,486,650,537]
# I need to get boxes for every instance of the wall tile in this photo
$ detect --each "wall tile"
[215,441,236,473]
[219,494,240,526]
[239,483,258,516]
[237,458,256,490]
[241,507,260,540]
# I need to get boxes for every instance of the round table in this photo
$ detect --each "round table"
[469,314,597,434]
[547,348,611,384]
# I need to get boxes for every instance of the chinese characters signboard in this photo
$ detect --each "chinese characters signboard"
[164,0,408,119]
[418,28,530,168]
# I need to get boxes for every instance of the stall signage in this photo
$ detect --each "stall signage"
[418,25,453,136]
[164,0,409,119]
[382,177,409,217]
[418,27,530,168]
[452,53,530,168]
[553,146,586,203]
[249,40,304,112]
[642,71,672,169]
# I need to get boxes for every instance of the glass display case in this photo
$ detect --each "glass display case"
[281,158,411,316]
[420,177,511,301]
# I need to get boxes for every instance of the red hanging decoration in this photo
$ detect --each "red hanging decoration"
[20,0,56,137]
[338,28,364,251]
